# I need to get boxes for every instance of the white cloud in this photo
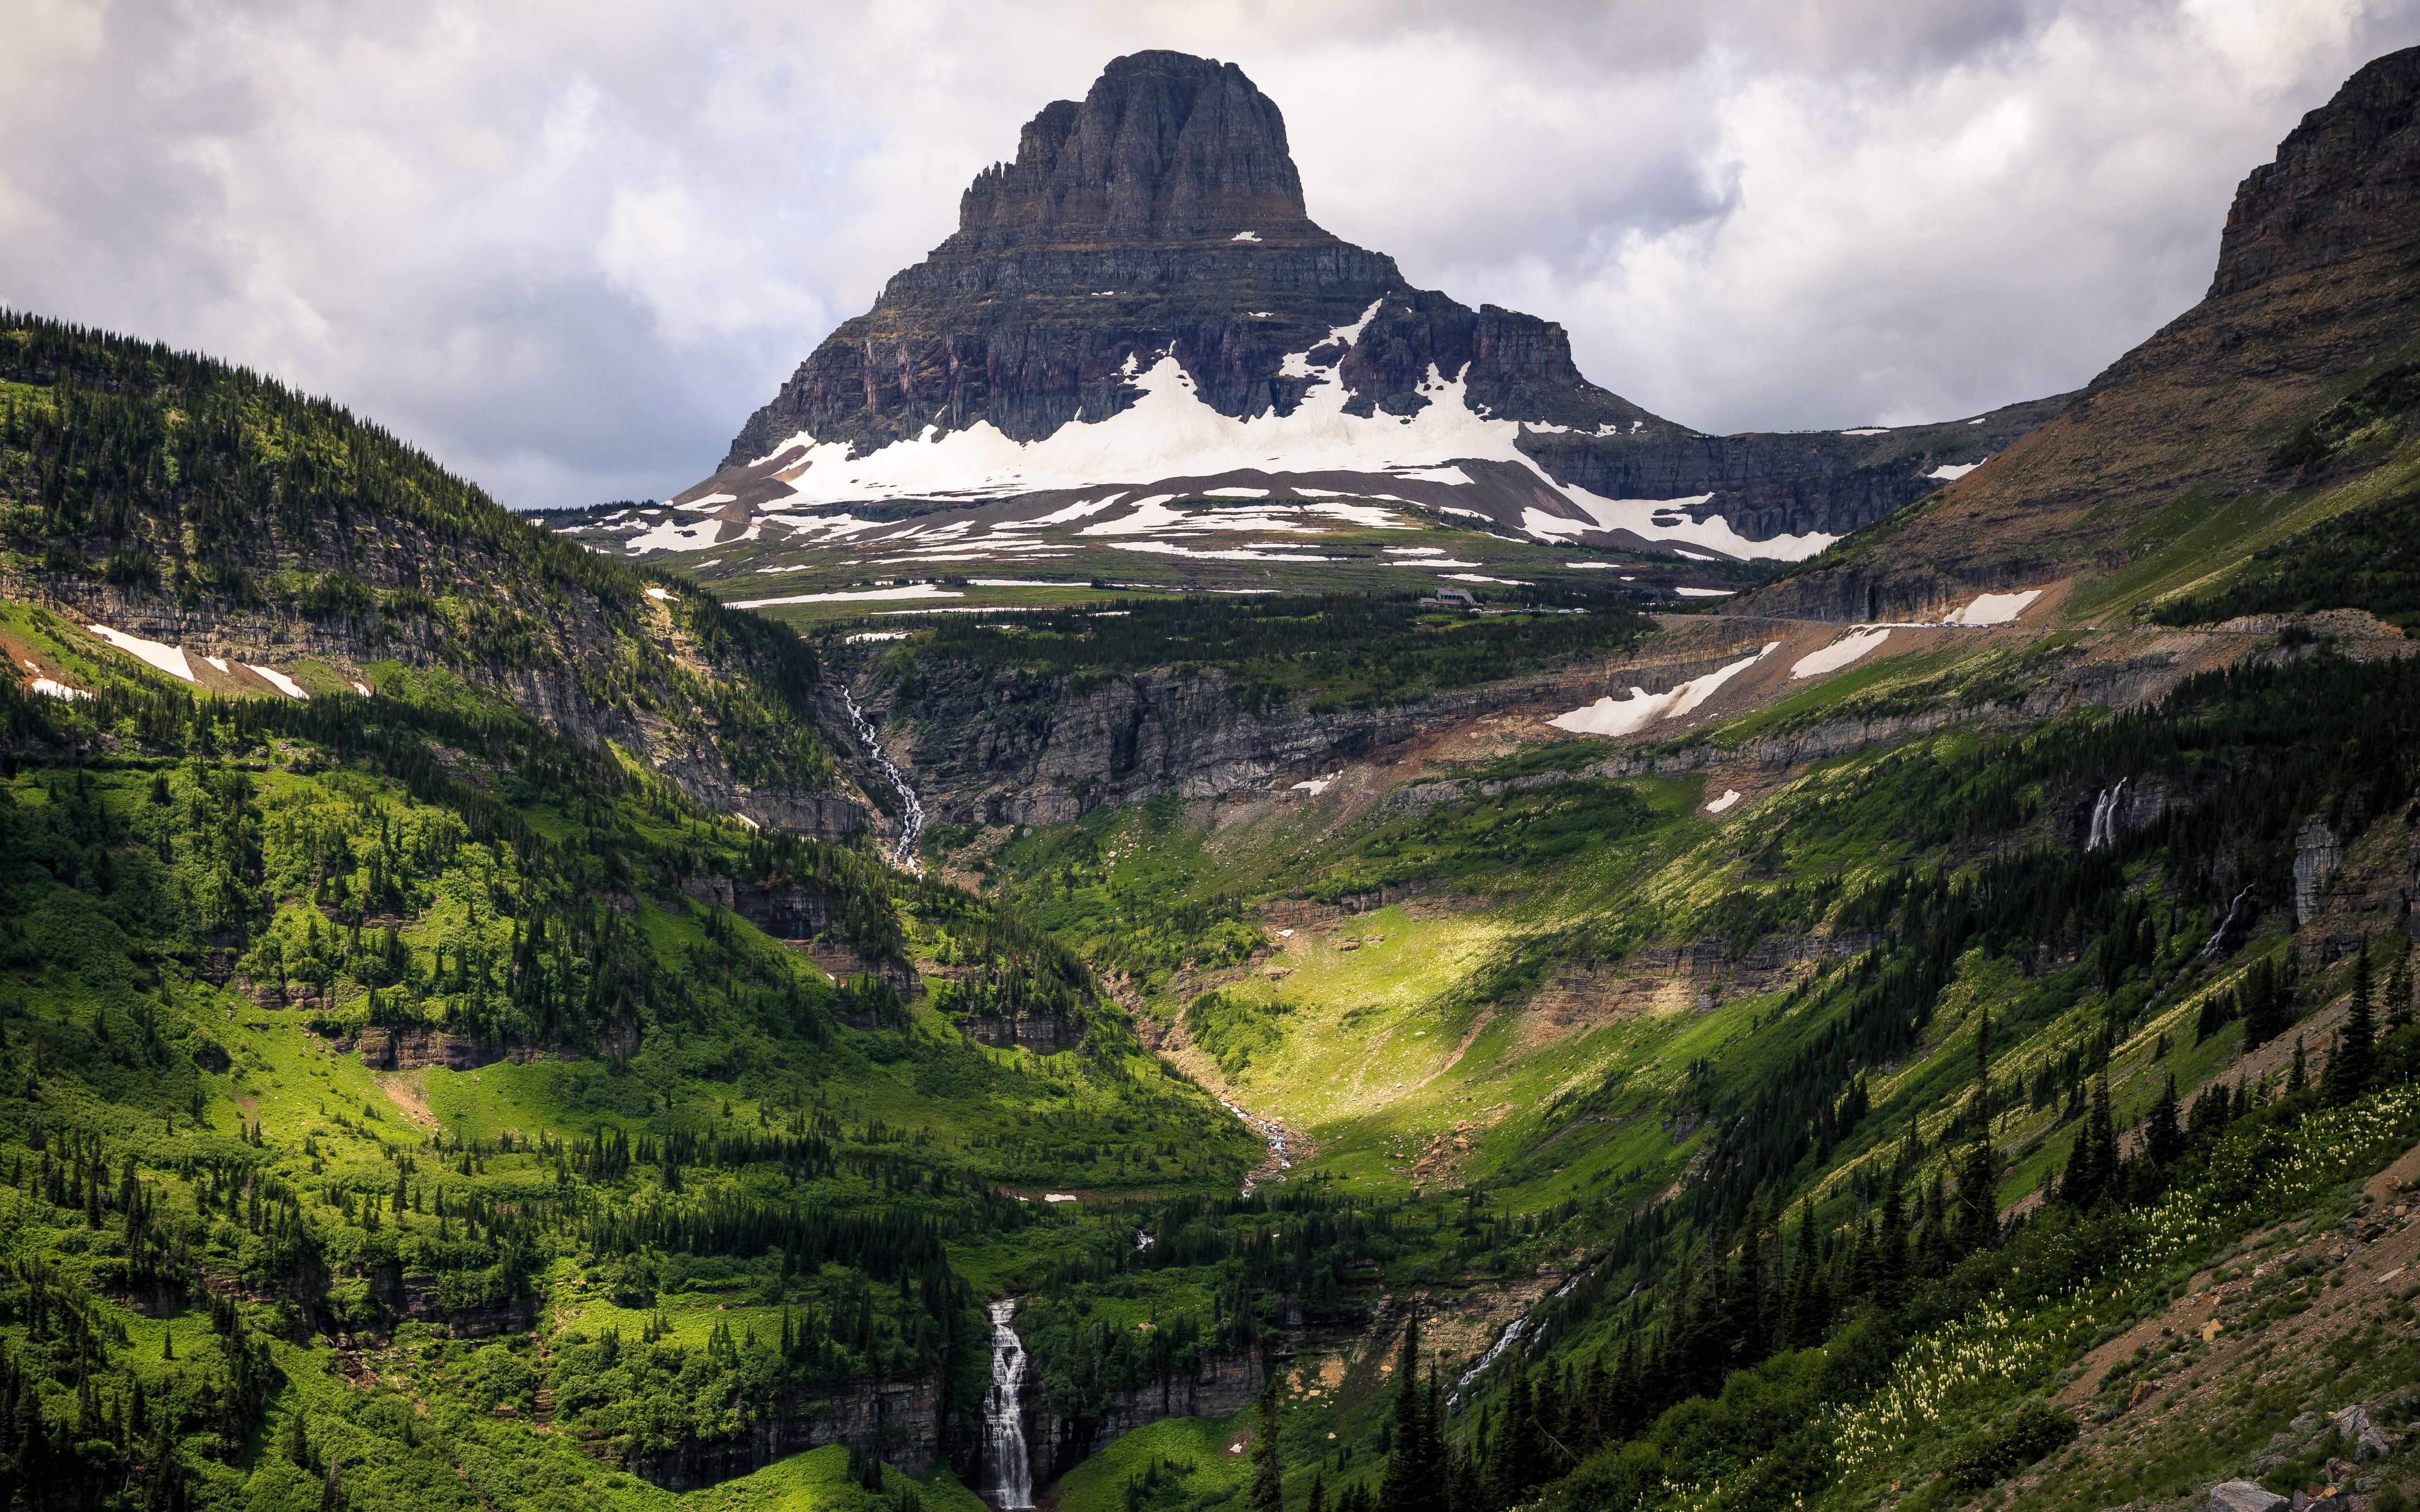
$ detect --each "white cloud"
[0,0,2412,508]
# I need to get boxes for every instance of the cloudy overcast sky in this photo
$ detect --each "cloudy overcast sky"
[5,0,2416,510]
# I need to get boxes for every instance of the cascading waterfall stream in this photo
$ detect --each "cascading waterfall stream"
[844,689,925,871]
[982,1299,1034,1510]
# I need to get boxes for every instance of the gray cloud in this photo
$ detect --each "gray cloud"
[3,0,2416,508]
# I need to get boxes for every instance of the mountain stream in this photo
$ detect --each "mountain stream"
[844,689,925,871]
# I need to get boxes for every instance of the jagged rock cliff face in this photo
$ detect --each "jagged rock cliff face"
[1025,1352,1265,1490]
[1743,45,2420,620]
[627,1376,946,1489]
[875,653,1624,826]
[696,51,2054,556]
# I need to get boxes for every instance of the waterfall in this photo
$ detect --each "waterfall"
[981,1299,1034,1510]
[2085,778,2126,852]
[843,689,925,871]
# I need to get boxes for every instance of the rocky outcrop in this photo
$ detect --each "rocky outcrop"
[877,649,1631,825]
[2211,49,2420,298]
[1026,1352,1265,1490]
[624,1376,945,1489]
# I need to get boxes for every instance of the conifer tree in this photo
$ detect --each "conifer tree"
[2243,957,2290,1049]
[1378,1314,1446,1512]
[1876,1173,1908,1313]
[2289,1035,2308,1097]
[1785,1198,1827,1344]
[2328,974,2376,1104]
[1486,1354,1546,1510]
[1953,1014,1998,1251]
[1250,1381,1284,1512]
[2062,1077,2118,1209]
[2389,940,2414,1031]
[2144,1073,2185,1171]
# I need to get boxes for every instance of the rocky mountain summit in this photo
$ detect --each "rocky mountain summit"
[1746,43,2420,619]
[684,50,2060,563]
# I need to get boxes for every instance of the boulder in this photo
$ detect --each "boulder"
[2206,1482,2288,1512]
[2332,1404,2397,1464]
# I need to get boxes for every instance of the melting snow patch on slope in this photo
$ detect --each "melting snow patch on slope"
[732,299,1815,554]
[1548,644,1779,737]
[1440,573,1530,585]
[1518,495,1830,563]
[1927,459,1987,481]
[1790,628,1891,679]
[1706,790,1742,813]
[1078,496,1184,535]
[30,678,90,701]
[86,625,194,682]
[1841,428,1888,436]
[1113,542,1332,562]
[731,584,967,609]
[1947,589,2041,626]
[1292,773,1341,795]
[247,665,310,699]
[1675,587,1735,598]
[1231,231,1261,241]
[645,586,678,601]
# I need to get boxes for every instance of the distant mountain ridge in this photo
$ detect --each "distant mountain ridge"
[1746,44,2420,620]
[683,50,2063,564]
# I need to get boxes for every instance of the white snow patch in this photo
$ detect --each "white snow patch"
[30,677,89,701]
[1112,542,1332,563]
[1927,459,1987,481]
[1841,428,1889,436]
[967,578,1090,587]
[247,665,310,699]
[1672,549,1718,562]
[1203,486,1269,497]
[1044,1193,1080,1203]
[1548,645,1778,737]
[1947,589,2041,626]
[1675,587,1735,598]
[1970,416,1987,424]
[1291,772,1342,796]
[350,680,372,695]
[1705,789,1743,813]
[1386,546,1447,555]
[1307,501,1413,529]
[624,515,720,554]
[846,631,912,644]
[1518,494,1831,562]
[1564,562,1612,569]
[1440,573,1531,585]
[644,586,678,601]
[1078,495,1184,535]
[202,655,229,672]
[85,625,194,682]
[1791,628,1892,680]
[730,584,967,609]
[1231,231,1262,241]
